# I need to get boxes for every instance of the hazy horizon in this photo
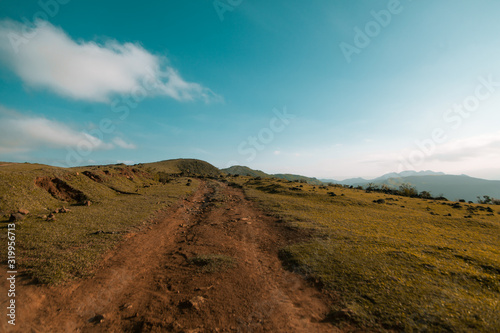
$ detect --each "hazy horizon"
[1,1,499,180]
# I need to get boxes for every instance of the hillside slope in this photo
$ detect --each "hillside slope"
[0,160,214,214]
[0,159,219,283]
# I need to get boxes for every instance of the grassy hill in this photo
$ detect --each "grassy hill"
[221,165,269,178]
[272,173,324,185]
[146,158,221,177]
[0,159,219,283]
[222,165,323,185]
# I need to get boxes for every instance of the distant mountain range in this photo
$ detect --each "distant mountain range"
[224,166,500,202]
[379,175,500,202]
[322,170,500,202]
[321,170,446,186]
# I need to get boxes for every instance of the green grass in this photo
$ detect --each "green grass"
[0,162,201,284]
[235,176,500,332]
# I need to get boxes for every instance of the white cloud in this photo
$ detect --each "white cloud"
[252,132,500,180]
[428,132,500,162]
[355,131,500,178]
[0,107,135,154]
[117,160,135,165]
[0,19,221,103]
[0,110,112,153]
[112,137,137,149]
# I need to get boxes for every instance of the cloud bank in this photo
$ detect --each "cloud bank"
[0,19,221,103]
[0,107,135,154]
[426,132,500,162]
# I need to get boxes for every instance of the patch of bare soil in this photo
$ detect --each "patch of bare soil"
[81,171,105,183]
[1,181,350,332]
[34,177,88,203]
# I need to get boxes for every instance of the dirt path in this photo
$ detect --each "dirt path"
[2,181,341,332]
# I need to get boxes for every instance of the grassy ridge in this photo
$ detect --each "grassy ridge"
[236,177,500,332]
[146,158,221,177]
[222,165,324,185]
[0,161,205,284]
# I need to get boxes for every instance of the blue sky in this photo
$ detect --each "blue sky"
[1,0,499,180]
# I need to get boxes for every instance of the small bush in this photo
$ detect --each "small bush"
[398,183,418,197]
[157,172,171,184]
[477,195,492,204]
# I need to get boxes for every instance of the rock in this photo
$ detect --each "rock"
[190,296,206,310]
[46,213,56,221]
[179,296,206,310]
[120,303,133,310]
[88,314,105,323]
[60,207,71,213]
[18,209,29,215]
[9,213,25,222]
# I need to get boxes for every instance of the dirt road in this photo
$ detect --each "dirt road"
[2,181,341,332]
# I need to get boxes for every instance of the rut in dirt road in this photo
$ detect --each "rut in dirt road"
[6,180,340,333]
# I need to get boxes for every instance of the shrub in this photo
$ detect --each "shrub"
[420,191,432,199]
[398,183,418,197]
[157,172,171,184]
[477,195,492,204]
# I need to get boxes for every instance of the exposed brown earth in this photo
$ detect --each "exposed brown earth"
[1,181,349,332]
[34,177,88,203]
